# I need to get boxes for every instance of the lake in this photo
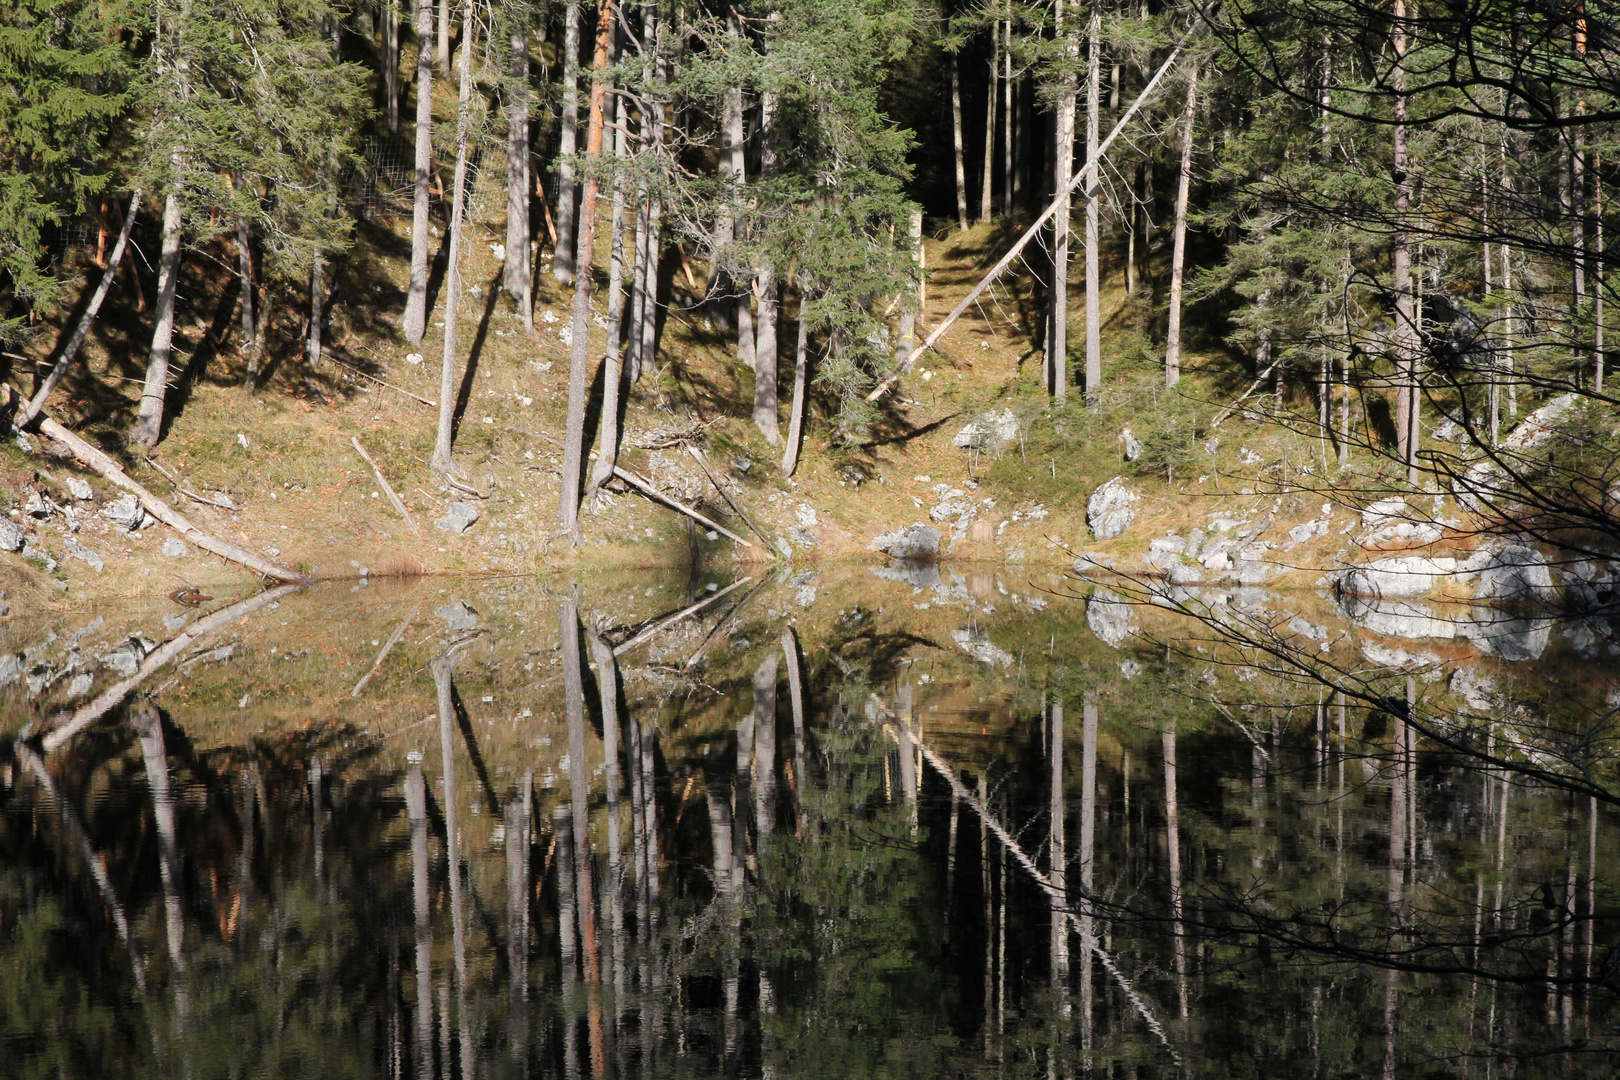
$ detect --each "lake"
[3,563,1615,1077]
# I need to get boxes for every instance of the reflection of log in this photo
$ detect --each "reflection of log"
[11,391,306,582]
[611,577,750,656]
[351,606,418,697]
[16,742,148,990]
[405,769,434,1080]
[915,731,1182,1065]
[40,582,303,752]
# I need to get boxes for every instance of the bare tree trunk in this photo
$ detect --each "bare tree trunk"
[1392,0,1417,485]
[386,0,401,132]
[951,54,968,231]
[754,88,780,442]
[405,769,433,1080]
[306,252,324,369]
[234,195,258,371]
[553,0,582,286]
[1163,720,1188,1019]
[505,17,532,329]
[403,0,435,344]
[430,0,476,477]
[1082,11,1100,406]
[1595,152,1605,393]
[129,188,183,447]
[1048,697,1068,1043]
[22,189,143,426]
[896,208,923,373]
[1048,0,1077,400]
[558,0,613,542]
[506,773,532,1071]
[636,19,666,382]
[754,653,778,840]
[1001,16,1013,219]
[1164,67,1197,388]
[782,287,810,476]
[1078,692,1097,1062]
[723,20,752,363]
[587,79,631,496]
[981,20,996,223]
[436,0,450,73]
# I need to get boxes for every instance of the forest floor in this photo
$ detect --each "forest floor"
[0,199,1417,614]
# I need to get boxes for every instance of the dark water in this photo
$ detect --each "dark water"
[2,568,1615,1078]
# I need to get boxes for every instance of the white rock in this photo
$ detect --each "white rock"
[1086,589,1135,647]
[1087,476,1138,539]
[952,408,1021,453]
[162,537,187,558]
[1473,543,1557,606]
[795,503,818,528]
[435,600,480,632]
[1122,428,1142,461]
[100,493,144,531]
[0,516,22,552]
[66,477,93,500]
[870,524,942,559]
[952,627,1014,667]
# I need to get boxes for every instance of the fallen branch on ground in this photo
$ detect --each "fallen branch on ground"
[6,387,307,583]
[352,436,421,534]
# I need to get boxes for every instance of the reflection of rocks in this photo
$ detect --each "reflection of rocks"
[1360,640,1446,677]
[1457,607,1551,661]
[1337,592,1458,640]
[435,600,480,632]
[871,560,943,591]
[1086,588,1135,647]
[952,627,1014,668]
[1088,477,1138,539]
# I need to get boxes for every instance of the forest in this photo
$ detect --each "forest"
[1,0,1615,566]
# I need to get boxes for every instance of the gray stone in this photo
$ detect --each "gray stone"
[66,672,93,698]
[1338,593,1458,640]
[101,493,145,530]
[1335,556,1458,598]
[434,502,479,534]
[787,526,819,549]
[1122,428,1142,461]
[952,408,1021,453]
[1473,544,1556,606]
[1360,497,1411,528]
[102,638,148,677]
[1288,519,1326,544]
[871,523,942,560]
[66,476,93,500]
[1234,560,1271,585]
[0,653,23,688]
[870,561,944,591]
[435,600,480,632]
[164,612,190,631]
[1167,560,1203,585]
[1087,476,1138,539]
[25,490,51,518]
[22,542,57,572]
[64,539,103,573]
[1198,537,1235,571]
[162,537,187,558]
[929,499,971,523]
[0,516,22,552]
[1449,667,1499,710]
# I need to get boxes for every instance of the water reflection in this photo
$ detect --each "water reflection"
[1,569,1615,1078]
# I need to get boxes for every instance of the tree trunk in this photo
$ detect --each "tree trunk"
[1596,155,1605,393]
[636,10,666,382]
[306,252,324,369]
[385,0,401,132]
[951,55,968,231]
[403,0,435,344]
[587,75,631,496]
[22,189,143,426]
[1048,0,1077,400]
[896,208,923,375]
[129,188,184,447]
[505,19,532,329]
[1082,11,1100,406]
[436,0,450,74]
[981,20,996,223]
[782,288,810,476]
[1164,67,1197,388]
[754,88,780,442]
[554,0,582,286]
[234,207,258,370]
[558,0,614,543]
[1001,18,1013,219]
[1391,0,1417,485]
[721,22,750,357]
[430,0,475,475]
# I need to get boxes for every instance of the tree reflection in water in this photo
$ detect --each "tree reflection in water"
[1,576,1614,1078]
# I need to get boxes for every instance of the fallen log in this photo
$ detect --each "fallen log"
[7,387,307,583]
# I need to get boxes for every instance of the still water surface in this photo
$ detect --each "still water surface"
[3,566,1615,1078]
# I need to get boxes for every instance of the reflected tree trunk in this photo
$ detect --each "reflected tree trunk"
[1048,694,1069,1067]
[586,627,628,999]
[755,654,779,842]
[405,768,434,1080]
[1163,720,1187,1020]
[507,770,532,1070]
[1079,692,1098,1062]
[430,643,474,1080]
[780,628,806,834]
